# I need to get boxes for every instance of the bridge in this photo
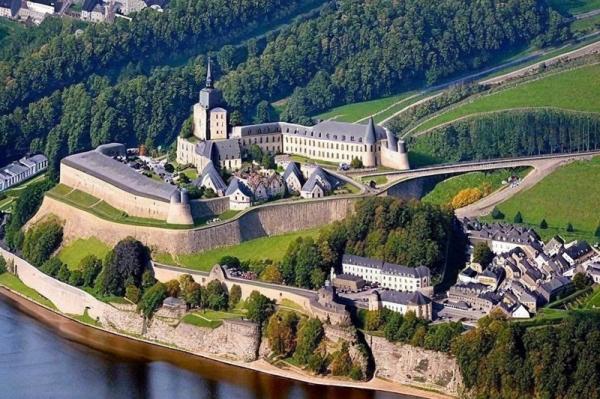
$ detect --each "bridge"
[352,150,600,217]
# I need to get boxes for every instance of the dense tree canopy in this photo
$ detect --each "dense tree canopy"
[96,238,151,296]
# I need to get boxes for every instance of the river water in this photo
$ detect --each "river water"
[0,298,416,399]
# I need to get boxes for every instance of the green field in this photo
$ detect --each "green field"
[490,156,600,242]
[0,273,56,309]
[571,13,600,34]
[549,0,600,14]
[422,168,530,206]
[412,64,600,134]
[58,237,111,270]
[181,309,244,328]
[154,227,323,270]
[0,174,47,212]
[315,93,415,123]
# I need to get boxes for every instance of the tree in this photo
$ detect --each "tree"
[566,222,574,232]
[229,284,242,308]
[260,264,283,284]
[141,270,156,290]
[451,188,483,209]
[350,157,363,169]
[80,255,102,287]
[248,144,263,162]
[266,310,299,356]
[21,219,63,267]
[424,322,464,352]
[0,256,6,274]
[245,290,274,327]
[254,100,275,124]
[595,223,600,238]
[125,285,141,303]
[384,312,404,342]
[294,318,323,365]
[219,256,240,269]
[68,270,83,286]
[40,257,63,277]
[540,219,548,229]
[331,341,353,376]
[365,310,384,331]
[491,207,505,220]
[187,282,202,308]
[514,211,523,223]
[261,152,275,170]
[572,272,589,291]
[178,274,195,299]
[472,242,494,267]
[206,279,228,310]
[96,238,150,296]
[165,279,180,297]
[57,263,71,283]
[138,282,167,318]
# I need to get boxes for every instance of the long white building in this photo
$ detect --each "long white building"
[341,254,431,293]
[0,155,47,191]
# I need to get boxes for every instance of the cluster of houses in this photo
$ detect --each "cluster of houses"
[445,218,599,320]
[195,160,341,210]
[0,0,165,24]
[0,155,47,192]
[332,254,434,320]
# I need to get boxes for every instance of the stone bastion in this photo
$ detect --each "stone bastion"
[29,195,358,254]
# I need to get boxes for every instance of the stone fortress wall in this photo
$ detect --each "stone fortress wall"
[30,195,357,254]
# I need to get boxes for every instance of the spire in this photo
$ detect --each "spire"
[365,117,376,145]
[205,58,213,88]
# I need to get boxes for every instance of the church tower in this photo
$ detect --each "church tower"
[193,59,228,140]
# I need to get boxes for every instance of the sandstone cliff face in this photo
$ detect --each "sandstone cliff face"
[368,335,462,396]
[99,305,260,362]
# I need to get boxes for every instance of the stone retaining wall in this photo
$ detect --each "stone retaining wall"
[29,195,357,254]
[368,335,462,396]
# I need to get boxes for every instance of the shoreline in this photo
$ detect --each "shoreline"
[0,284,452,399]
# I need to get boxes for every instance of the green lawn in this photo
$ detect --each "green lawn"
[181,168,198,180]
[0,273,56,309]
[70,309,101,326]
[290,154,339,167]
[583,287,600,308]
[0,174,48,212]
[489,156,600,242]
[571,13,600,34]
[335,182,361,195]
[154,227,323,270]
[413,64,600,134]
[361,175,388,186]
[422,168,530,206]
[58,237,111,270]
[181,309,244,328]
[549,0,600,14]
[315,93,414,123]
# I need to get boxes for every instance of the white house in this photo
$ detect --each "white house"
[0,155,48,191]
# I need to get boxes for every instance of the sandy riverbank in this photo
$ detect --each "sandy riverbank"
[0,284,453,399]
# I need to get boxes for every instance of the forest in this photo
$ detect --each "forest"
[409,108,600,165]
[0,0,568,179]
[452,310,600,398]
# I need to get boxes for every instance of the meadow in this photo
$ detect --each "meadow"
[58,238,111,270]
[412,64,600,134]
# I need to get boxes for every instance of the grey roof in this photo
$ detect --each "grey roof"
[335,273,365,282]
[28,154,47,164]
[4,162,28,176]
[342,254,430,278]
[82,0,100,12]
[540,276,571,295]
[199,162,226,192]
[62,149,177,202]
[468,221,541,245]
[196,139,240,162]
[0,0,21,16]
[301,166,336,193]
[364,117,377,145]
[95,143,125,157]
[564,241,592,260]
[379,290,431,306]
[225,177,253,197]
[282,162,303,182]
[163,296,186,307]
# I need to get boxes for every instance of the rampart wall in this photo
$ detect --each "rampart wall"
[30,195,357,254]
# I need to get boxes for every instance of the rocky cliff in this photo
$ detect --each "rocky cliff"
[368,335,462,396]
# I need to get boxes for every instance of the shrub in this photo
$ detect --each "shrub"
[350,157,363,169]
[307,351,328,374]
[0,256,6,274]
[219,256,241,269]
[540,219,548,229]
[68,270,83,286]
[491,206,505,220]
[566,223,574,232]
[126,285,141,303]
[141,270,156,290]
[451,188,483,209]
[349,365,363,381]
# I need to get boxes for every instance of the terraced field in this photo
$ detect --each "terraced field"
[412,64,600,134]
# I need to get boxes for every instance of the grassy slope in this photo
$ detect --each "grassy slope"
[315,93,414,123]
[154,227,322,270]
[549,0,600,14]
[58,238,111,270]
[490,156,600,242]
[413,64,600,134]
[422,168,530,206]
[0,273,56,309]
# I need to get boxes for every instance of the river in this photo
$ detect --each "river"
[0,297,416,399]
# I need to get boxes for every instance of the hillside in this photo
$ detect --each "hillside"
[412,63,600,134]
[489,156,600,242]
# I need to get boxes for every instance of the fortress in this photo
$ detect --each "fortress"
[177,61,410,174]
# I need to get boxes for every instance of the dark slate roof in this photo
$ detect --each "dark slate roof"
[196,139,240,161]
[564,241,592,260]
[28,154,47,164]
[225,177,252,197]
[308,120,387,144]
[468,221,541,245]
[539,276,571,296]
[3,162,28,175]
[163,296,186,307]
[199,161,226,192]
[62,149,177,202]
[379,290,431,306]
[0,0,20,16]
[301,166,331,193]
[335,273,365,282]
[342,254,430,278]
[364,117,377,145]
[82,0,100,12]
[282,162,303,182]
